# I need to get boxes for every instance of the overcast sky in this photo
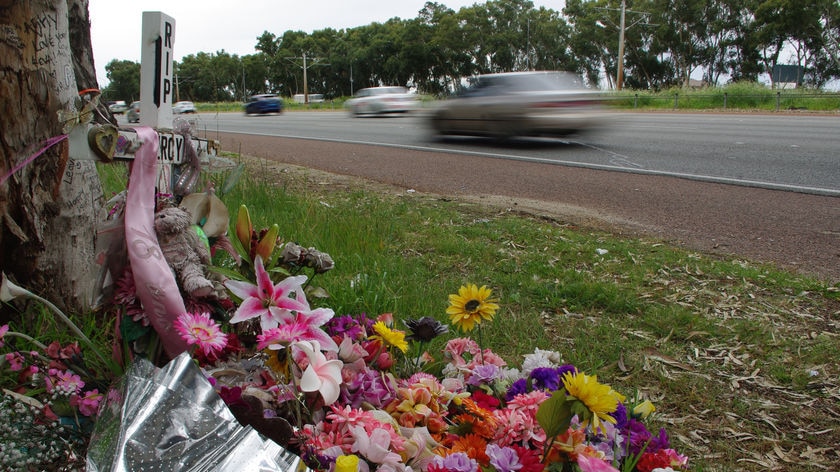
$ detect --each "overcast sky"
[88,0,562,86]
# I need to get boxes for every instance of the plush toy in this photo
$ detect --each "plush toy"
[153,205,216,298]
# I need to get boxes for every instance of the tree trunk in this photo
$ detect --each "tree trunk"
[0,0,104,314]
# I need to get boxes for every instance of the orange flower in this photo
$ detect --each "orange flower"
[462,398,499,439]
[450,433,490,466]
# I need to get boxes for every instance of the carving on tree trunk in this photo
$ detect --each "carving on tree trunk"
[0,0,105,314]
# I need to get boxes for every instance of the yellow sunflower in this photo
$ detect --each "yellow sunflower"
[561,371,624,433]
[446,284,499,332]
[370,321,409,353]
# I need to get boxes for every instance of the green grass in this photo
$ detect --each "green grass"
[205,155,838,471]
[605,81,840,112]
[194,83,839,115]
[8,156,840,471]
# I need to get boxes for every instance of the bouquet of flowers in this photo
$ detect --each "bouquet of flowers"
[153,206,689,472]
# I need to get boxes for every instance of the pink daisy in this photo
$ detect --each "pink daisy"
[174,312,228,356]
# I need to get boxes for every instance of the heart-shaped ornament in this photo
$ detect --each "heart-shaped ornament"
[87,124,119,161]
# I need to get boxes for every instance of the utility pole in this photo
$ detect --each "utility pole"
[286,53,328,105]
[596,1,652,91]
[617,0,626,90]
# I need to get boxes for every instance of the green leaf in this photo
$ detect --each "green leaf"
[120,314,150,343]
[220,163,246,196]
[305,285,331,299]
[536,390,573,438]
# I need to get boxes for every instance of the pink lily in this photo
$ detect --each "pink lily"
[295,340,343,405]
[224,256,309,331]
[257,308,338,352]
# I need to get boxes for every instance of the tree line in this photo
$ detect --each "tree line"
[102,0,840,103]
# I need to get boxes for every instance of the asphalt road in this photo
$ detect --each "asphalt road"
[191,110,840,196]
[175,111,840,283]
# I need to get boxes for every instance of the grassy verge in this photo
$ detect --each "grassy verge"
[17,156,840,471]
[202,154,838,471]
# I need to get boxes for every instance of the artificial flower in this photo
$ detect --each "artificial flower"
[70,389,104,417]
[5,352,24,371]
[449,433,490,466]
[257,307,338,352]
[429,452,478,472]
[335,454,360,472]
[174,312,228,356]
[446,284,499,332]
[350,425,403,466]
[562,371,622,433]
[296,340,343,405]
[577,453,619,472]
[0,272,31,302]
[45,368,84,395]
[508,445,543,472]
[633,400,656,419]
[404,317,449,342]
[234,204,253,256]
[370,321,409,353]
[255,224,280,262]
[486,444,524,472]
[225,256,310,331]
[635,448,688,472]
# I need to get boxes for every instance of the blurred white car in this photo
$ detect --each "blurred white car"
[345,86,418,116]
[428,71,608,138]
[173,101,196,114]
[108,100,127,114]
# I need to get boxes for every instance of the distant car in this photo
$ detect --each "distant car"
[108,100,127,114]
[244,94,283,115]
[126,101,140,123]
[173,101,196,114]
[345,86,418,116]
[428,71,608,138]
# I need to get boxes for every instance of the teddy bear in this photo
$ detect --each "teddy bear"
[153,205,216,298]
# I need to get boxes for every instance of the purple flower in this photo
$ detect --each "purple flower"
[626,418,654,456]
[431,452,478,472]
[530,367,562,391]
[505,378,529,401]
[649,427,671,452]
[341,366,396,409]
[467,363,501,386]
[325,314,371,340]
[612,402,629,431]
[486,444,523,472]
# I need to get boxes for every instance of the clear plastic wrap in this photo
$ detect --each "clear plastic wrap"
[86,352,307,472]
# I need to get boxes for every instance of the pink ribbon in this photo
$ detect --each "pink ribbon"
[125,127,188,358]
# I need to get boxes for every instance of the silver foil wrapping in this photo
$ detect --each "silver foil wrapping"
[86,352,308,471]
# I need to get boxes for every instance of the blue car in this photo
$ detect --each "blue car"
[244,94,283,115]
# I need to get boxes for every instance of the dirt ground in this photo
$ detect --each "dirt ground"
[211,131,840,284]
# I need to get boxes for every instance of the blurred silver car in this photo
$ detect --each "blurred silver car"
[345,86,418,116]
[126,101,140,123]
[428,71,607,138]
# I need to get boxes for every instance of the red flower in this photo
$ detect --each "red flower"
[510,445,544,472]
[470,389,500,410]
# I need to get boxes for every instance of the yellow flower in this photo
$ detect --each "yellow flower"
[561,371,622,433]
[633,400,656,419]
[370,321,409,353]
[335,454,360,472]
[446,284,499,332]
